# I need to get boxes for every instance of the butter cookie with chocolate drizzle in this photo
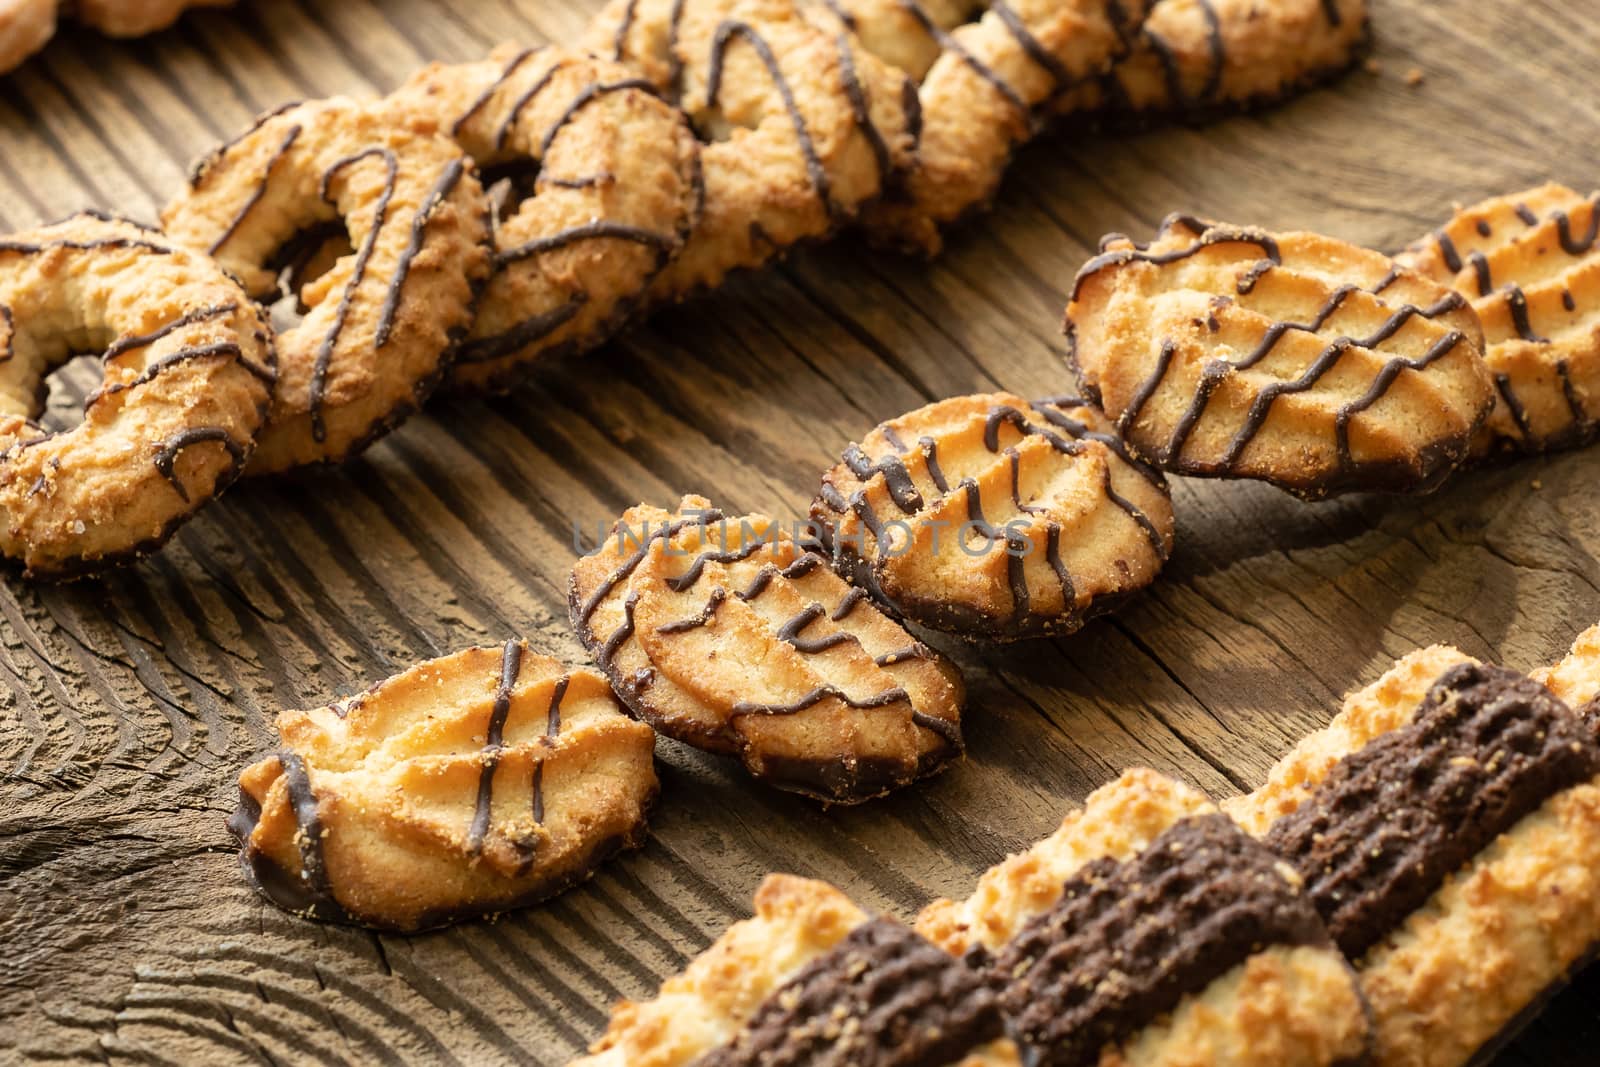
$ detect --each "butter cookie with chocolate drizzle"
[0,212,273,578]
[228,640,658,932]
[162,97,492,474]
[390,46,701,393]
[1225,650,1600,1067]
[838,0,1153,255]
[1398,183,1600,455]
[573,874,1020,1067]
[1067,213,1495,499]
[1057,0,1369,119]
[811,393,1173,641]
[570,494,964,804]
[918,768,1373,1067]
[583,0,915,299]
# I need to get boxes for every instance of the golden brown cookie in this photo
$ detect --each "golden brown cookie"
[844,0,1150,254]
[811,393,1173,641]
[1224,651,1600,1067]
[1398,184,1600,454]
[0,0,56,75]
[162,97,492,474]
[574,874,1019,1067]
[71,0,230,36]
[1060,0,1369,118]
[584,0,915,299]
[0,212,273,578]
[918,768,1372,1067]
[228,640,658,932]
[1535,622,1600,720]
[1067,213,1496,499]
[390,46,701,393]
[570,494,964,803]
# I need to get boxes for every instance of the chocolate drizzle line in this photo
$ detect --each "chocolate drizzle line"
[207,124,303,257]
[453,47,541,137]
[1071,218,1282,302]
[456,295,586,365]
[658,586,728,633]
[468,639,526,856]
[152,427,246,502]
[87,341,244,408]
[693,917,1003,1067]
[493,58,573,151]
[1145,0,1224,110]
[530,673,569,827]
[1264,663,1600,959]
[309,147,398,443]
[995,814,1329,1067]
[378,158,465,349]
[704,21,836,221]
[897,0,1027,115]
[496,222,676,266]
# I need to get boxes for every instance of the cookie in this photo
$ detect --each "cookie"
[1398,184,1600,454]
[1060,0,1369,118]
[0,213,273,578]
[918,768,1372,1067]
[846,0,1150,254]
[71,0,230,36]
[1535,622,1600,729]
[0,0,55,75]
[584,0,915,299]
[227,640,658,932]
[574,874,1018,1067]
[811,393,1173,641]
[162,97,492,474]
[390,46,701,393]
[1224,652,1600,1067]
[570,494,965,803]
[1066,213,1496,498]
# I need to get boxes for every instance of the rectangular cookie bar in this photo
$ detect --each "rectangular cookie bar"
[1224,647,1600,1067]
[918,768,1372,1067]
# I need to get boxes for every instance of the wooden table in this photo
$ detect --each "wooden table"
[4,0,1599,1062]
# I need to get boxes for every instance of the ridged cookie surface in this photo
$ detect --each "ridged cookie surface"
[812,393,1173,640]
[1067,213,1495,498]
[229,640,657,932]
[1399,183,1600,453]
[570,494,964,803]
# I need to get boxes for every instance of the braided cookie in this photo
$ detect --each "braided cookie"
[851,0,1151,255]
[811,393,1173,642]
[1398,184,1600,455]
[917,768,1371,1067]
[1067,214,1496,499]
[71,0,230,36]
[228,640,657,932]
[570,494,964,804]
[390,47,700,393]
[584,0,915,299]
[162,97,492,474]
[575,874,1018,1066]
[1224,652,1600,1067]
[0,213,273,578]
[1060,0,1369,118]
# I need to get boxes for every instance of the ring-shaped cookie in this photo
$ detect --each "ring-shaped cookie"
[585,0,915,299]
[162,97,492,474]
[391,46,701,392]
[0,213,274,578]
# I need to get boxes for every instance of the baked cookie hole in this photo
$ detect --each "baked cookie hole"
[266,219,354,329]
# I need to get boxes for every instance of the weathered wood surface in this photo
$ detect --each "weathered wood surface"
[4,0,1600,1062]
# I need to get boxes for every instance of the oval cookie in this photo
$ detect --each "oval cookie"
[570,494,964,804]
[1066,213,1495,498]
[228,640,658,931]
[811,392,1174,641]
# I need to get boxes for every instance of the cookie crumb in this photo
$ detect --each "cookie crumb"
[1404,67,1426,87]
[1532,479,1544,491]
[1364,58,1382,75]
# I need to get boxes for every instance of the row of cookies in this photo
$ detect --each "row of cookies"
[0,0,1369,578]
[574,625,1600,1067]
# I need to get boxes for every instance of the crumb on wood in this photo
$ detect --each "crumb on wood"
[1364,58,1382,75]
[1405,67,1426,87]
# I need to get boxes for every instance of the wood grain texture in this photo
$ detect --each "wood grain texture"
[4,0,1600,1062]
